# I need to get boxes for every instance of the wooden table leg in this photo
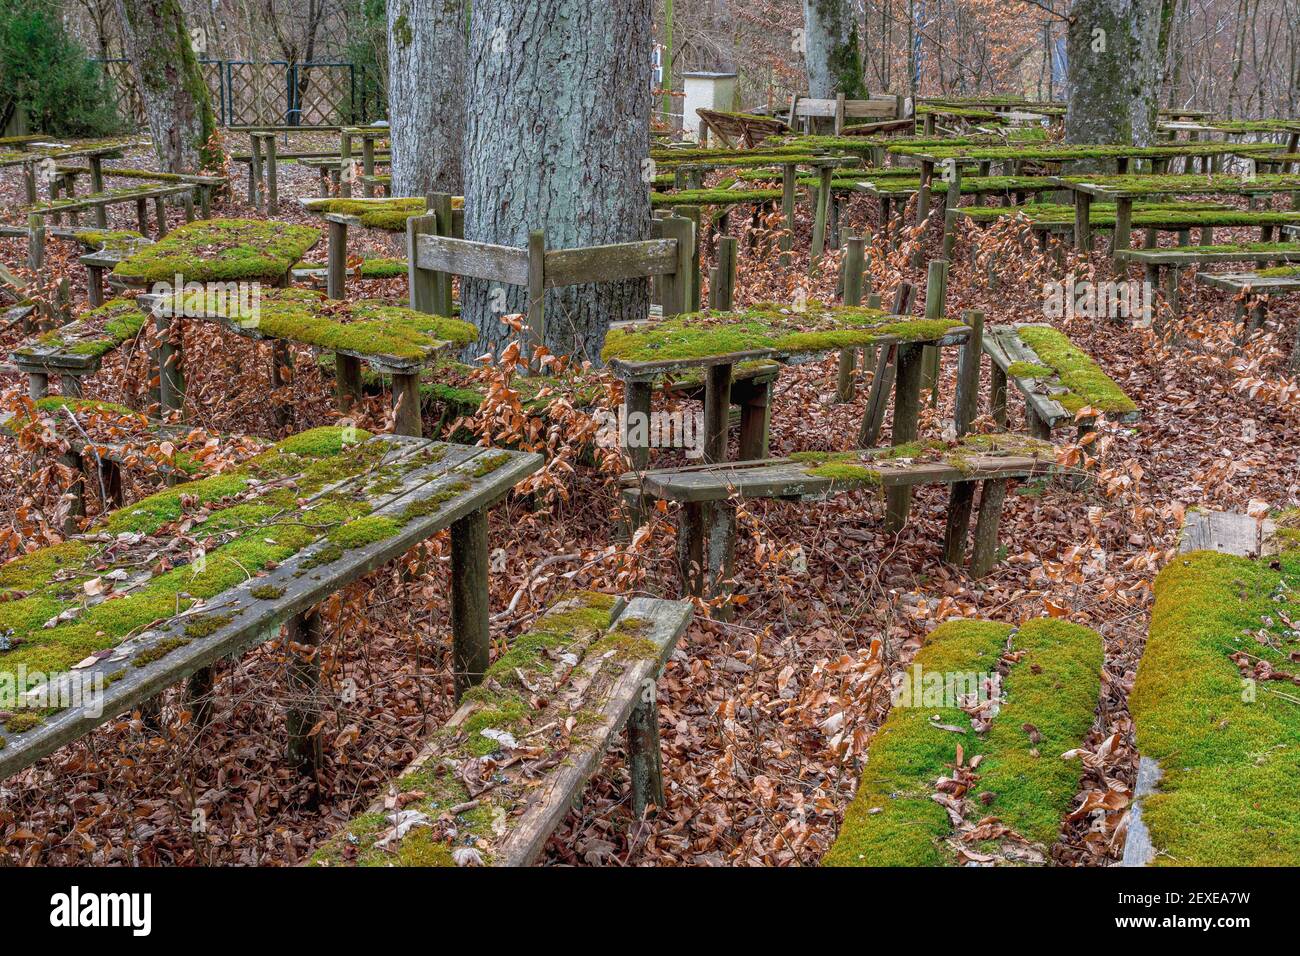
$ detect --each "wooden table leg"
[450,507,490,701]
[271,341,294,433]
[970,479,1010,577]
[327,220,347,300]
[87,264,104,307]
[1074,192,1092,252]
[736,379,771,460]
[943,481,977,565]
[1112,197,1132,271]
[156,308,184,419]
[885,343,923,534]
[676,501,705,597]
[704,364,733,463]
[335,354,363,413]
[623,380,652,470]
[392,372,423,436]
[626,692,665,818]
[285,609,325,775]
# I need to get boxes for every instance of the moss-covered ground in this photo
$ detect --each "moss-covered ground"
[823,618,1102,866]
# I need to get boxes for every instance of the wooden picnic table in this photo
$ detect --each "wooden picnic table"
[0,138,148,209]
[1051,173,1300,256]
[0,428,542,780]
[603,305,971,467]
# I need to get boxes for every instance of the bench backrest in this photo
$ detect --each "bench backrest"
[789,93,906,133]
[408,193,696,348]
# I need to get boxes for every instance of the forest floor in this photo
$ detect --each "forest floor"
[0,132,1297,866]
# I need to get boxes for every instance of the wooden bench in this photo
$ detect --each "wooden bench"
[1124,508,1300,866]
[24,183,199,236]
[0,427,543,780]
[624,432,1060,601]
[824,616,1102,867]
[982,324,1140,439]
[1194,269,1300,365]
[695,108,789,148]
[1114,242,1300,315]
[787,92,906,135]
[49,165,224,223]
[9,298,149,400]
[309,590,693,866]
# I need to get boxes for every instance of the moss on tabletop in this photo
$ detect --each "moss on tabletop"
[111,219,321,284]
[601,302,966,366]
[301,197,427,231]
[17,298,147,360]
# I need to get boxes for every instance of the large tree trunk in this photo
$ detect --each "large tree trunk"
[1064,0,1163,153]
[114,0,220,172]
[387,0,467,195]
[802,0,868,98]
[461,0,651,363]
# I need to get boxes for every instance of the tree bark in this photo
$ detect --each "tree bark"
[803,0,868,98]
[1064,0,1163,156]
[461,0,652,363]
[387,0,467,195]
[114,0,221,172]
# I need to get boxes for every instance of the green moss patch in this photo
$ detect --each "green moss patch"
[1061,173,1300,196]
[16,298,147,360]
[357,257,408,279]
[301,197,426,231]
[651,187,785,208]
[1129,544,1300,866]
[111,219,321,284]
[1014,326,1138,415]
[823,618,1102,866]
[74,229,147,253]
[1256,264,1300,278]
[601,302,965,367]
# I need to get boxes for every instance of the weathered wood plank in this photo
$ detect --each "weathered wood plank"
[415,234,530,286]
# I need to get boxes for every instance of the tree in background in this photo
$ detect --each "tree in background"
[460,0,652,362]
[1064,0,1163,147]
[114,0,221,171]
[386,0,466,195]
[802,0,868,97]
[0,0,121,136]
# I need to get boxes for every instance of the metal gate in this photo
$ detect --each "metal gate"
[93,59,378,128]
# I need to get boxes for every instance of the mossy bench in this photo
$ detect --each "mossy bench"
[823,618,1102,866]
[983,325,1139,437]
[134,286,477,436]
[50,164,224,220]
[1124,510,1300,866]
[73,232,153,306]
[0,427,542,780]
[310,591,693,866]
[623,432,1060,599]
[9,298,149,398]
[110,218,321,288]
[24,183,200,237]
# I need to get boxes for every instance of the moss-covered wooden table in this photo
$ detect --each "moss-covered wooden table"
[601,303,971,467]
[9,298,148,399]
[135,287,476,435]
[0,426,542,781]
[110,218,321,289]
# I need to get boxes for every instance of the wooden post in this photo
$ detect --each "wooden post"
[285,609,325,775]
[326,219,348,299]
[944,310,984,565]
[623,380,652,470]
[780,164,796,268]
[884,343,923,533]
[1112,197,1133,270]
[1074,191,1093,251]
[810,163,835,268]
[970,479,1010,577]
[264,135,279,214]
[626,694,665,818]
[154,196,168,238]
[361,136,375,197]
[676,502,706,597]
[919,260,948,405]
[249,134,263,209]
[156,306,184,419]
[735,378,771,460]
[837,235,865,402]
[670,205,700,312]
[185,664,215,728]
[88,155,107,228]
[335,354,363,413]
[430,194,456,316]
[704,364,732,463]
[657,215,692,318]
[527,230,545,356]
[450,507,490,701]
[27,213,44,272]
[407,211,439,312]
[135,196,149,234]
[28,372,48,400]
[712,236,737,310]
[270,341,294,433]
[339,131,353,198]
[391,373,423,437]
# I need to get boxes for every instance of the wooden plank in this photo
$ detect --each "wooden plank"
[0,439,543,780]
[542,239,678,287]
[415,234,530,286]
[1179,510,1279,556]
